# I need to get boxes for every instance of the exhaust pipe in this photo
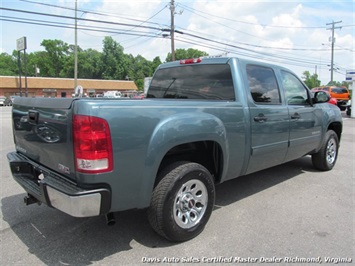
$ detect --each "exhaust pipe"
[24,194,40,206]
[106,212,116,226]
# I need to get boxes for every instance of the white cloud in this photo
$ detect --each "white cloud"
[1,0,353,84]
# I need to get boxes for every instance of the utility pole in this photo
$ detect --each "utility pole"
[24,48,28,97]
[326,20,342,84]
[74,0,78,92]
[170,0,175,61]
[17,51,22,97]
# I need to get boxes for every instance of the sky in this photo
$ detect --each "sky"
[0,0,354,85]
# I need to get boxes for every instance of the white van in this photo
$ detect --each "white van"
[103,91,122,98]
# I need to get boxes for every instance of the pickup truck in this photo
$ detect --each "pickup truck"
[7,57,342,242]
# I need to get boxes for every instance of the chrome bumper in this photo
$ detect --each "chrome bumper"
[7,152,111,217]
[46,186,102,217]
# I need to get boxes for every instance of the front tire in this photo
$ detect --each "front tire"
[312,130,339,171]
[148,161,215,242]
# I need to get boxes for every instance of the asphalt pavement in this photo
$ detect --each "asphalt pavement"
[0,106,353,265]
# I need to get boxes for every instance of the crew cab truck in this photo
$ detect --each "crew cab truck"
[7,57,342,242]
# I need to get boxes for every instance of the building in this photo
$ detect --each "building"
[0,76,138,98]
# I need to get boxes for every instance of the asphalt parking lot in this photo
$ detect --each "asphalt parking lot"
[0,106,353,265]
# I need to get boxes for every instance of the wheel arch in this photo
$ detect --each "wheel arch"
[328,121,342,142]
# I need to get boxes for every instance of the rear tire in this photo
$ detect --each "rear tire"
[148,161,215,242]
[346,108,351,116]
[312,130,339,171]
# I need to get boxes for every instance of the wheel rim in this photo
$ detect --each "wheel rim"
[173,179,208,229]
[326,138,337,165]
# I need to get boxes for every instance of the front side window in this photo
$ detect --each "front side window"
[281,71,309,105]
[147,64,235,100]
[246,65,281,104]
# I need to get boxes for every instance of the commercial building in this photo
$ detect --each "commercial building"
[0,76,138,98]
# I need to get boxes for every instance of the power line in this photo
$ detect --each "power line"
[0,14,335,69]
[0,7,163,31]
[178,2,333,29]
[174,36,330,70]
[0,16,162,38]
[179,30,332,66]
[16,0,170,54]
[18,0,167,28]
[0,6,348,72]
[178,25,336,52]
[177,3,276,44]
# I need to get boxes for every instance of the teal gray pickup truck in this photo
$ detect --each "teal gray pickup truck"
[7,57,342,242]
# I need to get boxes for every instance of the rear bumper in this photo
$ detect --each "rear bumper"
[337,100,348,106]
[7,152,111,217]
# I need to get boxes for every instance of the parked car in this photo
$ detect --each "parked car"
[311,86,350,110]
[132,93,144,99]
[3,96,20,106]
[311,88,337,106]
[0,96,6,106]
[4,97,13,106]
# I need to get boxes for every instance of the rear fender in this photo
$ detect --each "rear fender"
[140,112,229,205]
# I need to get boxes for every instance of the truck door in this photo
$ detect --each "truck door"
[245,64,289,174]
[280,70,322,162]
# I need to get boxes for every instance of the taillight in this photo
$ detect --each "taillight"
[73,115,113,173]
[180,58,202,64]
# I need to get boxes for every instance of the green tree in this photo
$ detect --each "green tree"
[0,37,209,90]
[165,48,208,62]
[62,48,102,79]
[0,52,18,76]
[327,81,349,88]
[9,50,39,77]
[302,70,321,89]
[125,54,156,90]
[135,79,144,91]
[100,36,127,80]
[151,56,162,72]
[29,51,51,77]
[80,49,103,79]
[39,39,70,77]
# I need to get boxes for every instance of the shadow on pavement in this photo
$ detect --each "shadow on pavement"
[1,156,315,265]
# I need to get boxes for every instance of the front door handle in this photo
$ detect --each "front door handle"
[291,113,301,120]
[254,114,268,122]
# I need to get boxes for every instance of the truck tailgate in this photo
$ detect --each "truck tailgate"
[12,97,76,181]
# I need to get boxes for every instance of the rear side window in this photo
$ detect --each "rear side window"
[246,65,281,104]
[147,64,235,100]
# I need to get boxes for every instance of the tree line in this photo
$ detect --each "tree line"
[0,36,207,90]
[0,36,347,90]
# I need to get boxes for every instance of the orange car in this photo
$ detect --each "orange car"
[311,86,350,110]
[311,88,338,106]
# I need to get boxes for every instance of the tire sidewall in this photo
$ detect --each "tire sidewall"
[322,130,339,170]
[162,163,215,241]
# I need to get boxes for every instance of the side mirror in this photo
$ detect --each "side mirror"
[313,91,330,104]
